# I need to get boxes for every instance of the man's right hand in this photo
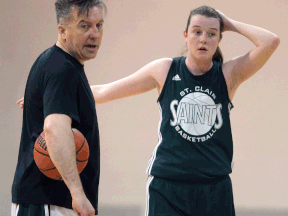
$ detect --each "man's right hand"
[16,97,24,109]
[72,193,95,216]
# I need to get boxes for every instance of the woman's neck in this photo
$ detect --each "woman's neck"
[185,55,213,76]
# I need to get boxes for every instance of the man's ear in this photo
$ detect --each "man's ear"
[58,25,67,41]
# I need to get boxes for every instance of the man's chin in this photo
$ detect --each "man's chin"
[83,53,97,61]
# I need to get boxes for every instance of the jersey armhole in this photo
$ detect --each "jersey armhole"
[218,63,234,110]
[157,58,176,103]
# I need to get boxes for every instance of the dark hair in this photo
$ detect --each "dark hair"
[55,0,107,25]
[184,6,224,62]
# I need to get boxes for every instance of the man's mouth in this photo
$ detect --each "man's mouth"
[85,45,97,49]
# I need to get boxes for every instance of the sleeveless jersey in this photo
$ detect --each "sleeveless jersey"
[146,57,234,182]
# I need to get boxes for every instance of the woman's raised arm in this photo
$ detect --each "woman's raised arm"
[220,10,280,100]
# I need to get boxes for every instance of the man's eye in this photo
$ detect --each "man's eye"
[209,32,215,36]
[82,25,87,29]
[96,23,103,29]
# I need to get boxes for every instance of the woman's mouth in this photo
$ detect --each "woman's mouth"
[198,47,207,51]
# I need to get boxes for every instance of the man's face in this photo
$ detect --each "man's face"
[62,6,104,64]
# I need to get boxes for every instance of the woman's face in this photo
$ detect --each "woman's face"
[184,14,222,61]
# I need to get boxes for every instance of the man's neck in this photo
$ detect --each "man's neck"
[56,40,84,65]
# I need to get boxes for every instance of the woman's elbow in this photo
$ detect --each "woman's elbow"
[269,34,280,49]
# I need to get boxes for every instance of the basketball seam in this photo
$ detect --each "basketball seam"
[40,167,56,171]
[76,158,89,162]
[34,148,50,157]
[76,138,86,154]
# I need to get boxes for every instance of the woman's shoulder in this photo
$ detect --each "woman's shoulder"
[144,58,173,92]
[150,56,186,71]
[150,57,173,67]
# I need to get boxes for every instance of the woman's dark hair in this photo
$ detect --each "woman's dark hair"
[184,6,224,62]
[55,0,107,25]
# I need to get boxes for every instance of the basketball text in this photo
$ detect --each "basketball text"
[37,135,47,151]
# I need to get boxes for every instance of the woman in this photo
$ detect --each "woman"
[17,6,279,216]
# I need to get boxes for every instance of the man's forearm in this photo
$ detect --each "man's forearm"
[44,114,85,197]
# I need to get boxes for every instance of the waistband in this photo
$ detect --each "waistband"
[149,174,230,185]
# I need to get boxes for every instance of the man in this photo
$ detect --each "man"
[11,1,106,215]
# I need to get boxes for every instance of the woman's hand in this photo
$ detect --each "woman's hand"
[16,97,24,109]
[216,10,235,32]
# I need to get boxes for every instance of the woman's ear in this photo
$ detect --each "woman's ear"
[183,29,188,43]
[219,33,223,43]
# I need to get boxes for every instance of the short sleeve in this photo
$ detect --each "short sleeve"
[43,64,80,125]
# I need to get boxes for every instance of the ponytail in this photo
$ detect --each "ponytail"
[212,46,223,63]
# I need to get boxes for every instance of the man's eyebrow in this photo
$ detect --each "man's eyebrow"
[78,19,104,24]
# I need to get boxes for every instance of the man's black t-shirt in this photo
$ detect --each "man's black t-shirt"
[12,45,100,213]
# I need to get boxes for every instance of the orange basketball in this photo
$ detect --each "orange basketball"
[33,128,89,180]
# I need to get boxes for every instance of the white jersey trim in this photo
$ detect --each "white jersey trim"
[146,102,163,175]
[145,175,154,216]
[11,203,19,216]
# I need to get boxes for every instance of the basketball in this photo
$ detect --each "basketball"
[33,128,89,180]
[177,92,217,136]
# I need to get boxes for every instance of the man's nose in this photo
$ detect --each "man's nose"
[89,26,101,39]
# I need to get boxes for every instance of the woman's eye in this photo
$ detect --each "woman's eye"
[96,23,103,29]
[82,25,87,29]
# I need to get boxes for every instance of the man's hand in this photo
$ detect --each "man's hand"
[72,192,95,216]
[16,97,24,109]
